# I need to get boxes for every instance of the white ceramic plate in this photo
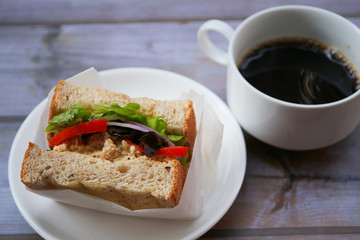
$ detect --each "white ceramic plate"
[9,68,246,240]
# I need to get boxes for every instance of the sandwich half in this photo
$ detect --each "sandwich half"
[21,81,197,210]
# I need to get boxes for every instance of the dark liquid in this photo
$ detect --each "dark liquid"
[238,39,360,104]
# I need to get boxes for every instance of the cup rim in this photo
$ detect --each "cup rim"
[228,5,360,109]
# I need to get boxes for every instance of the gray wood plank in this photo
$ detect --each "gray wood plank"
[0,121,36,234]
[2,5,360,237]
[214,177,360,229]
[0,21,231,117]
[1,0,360,24]
[244,124,360,179]
[2,18,360,117]
[3,175,360,235]
[286,125,360,179]
[0,236,42,240]
[202,227,360,239]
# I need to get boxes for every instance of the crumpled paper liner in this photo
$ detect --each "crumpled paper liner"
[28,68,224,219]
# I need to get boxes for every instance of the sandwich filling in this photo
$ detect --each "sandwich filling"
[53,132,168,162]
[46,103,190,166]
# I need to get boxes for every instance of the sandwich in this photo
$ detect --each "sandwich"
[21,80,197,210]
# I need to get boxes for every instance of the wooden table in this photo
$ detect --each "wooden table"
[1,1,360,239]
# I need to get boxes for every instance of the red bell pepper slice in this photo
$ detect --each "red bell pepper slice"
[155,146,188,156]
[125,139,144,152]
[49,119,107,147]
[126,140,188,156]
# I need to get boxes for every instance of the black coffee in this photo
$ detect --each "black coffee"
[238,38,360,104]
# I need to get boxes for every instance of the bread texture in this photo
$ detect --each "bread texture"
[21,142,187,210]
[21,80,197,210]
[49,81,197,159]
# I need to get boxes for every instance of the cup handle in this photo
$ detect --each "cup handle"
[197,20,234,66]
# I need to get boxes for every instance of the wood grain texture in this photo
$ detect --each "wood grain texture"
[0,21,231,117]
[214,177,360,229]
[2,18,360,118]
[0,236,43,240]
[202,230,360,239]
[0,0,360,24]
[244,124,360,179]
[2,0,360,238]
[0,121,35,234]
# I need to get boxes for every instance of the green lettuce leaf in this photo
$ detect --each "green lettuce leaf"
[168,135,188,146]
[180,151,190,168]
[92,103,187,146]
[46,102,188,149]
[92,102,140,119]
[45,104,91,133]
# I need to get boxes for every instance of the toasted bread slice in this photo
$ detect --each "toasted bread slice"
[49,81,196,160]
[21,142,187,210]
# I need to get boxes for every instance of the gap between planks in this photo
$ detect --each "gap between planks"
[0,17,243,26]
[0,116,26,123]
[202,226,360,238]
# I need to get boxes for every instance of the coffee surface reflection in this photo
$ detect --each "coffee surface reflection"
[238,38,360,104]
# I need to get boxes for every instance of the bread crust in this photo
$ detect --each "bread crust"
[21,142,187,209]
[49,80,131,121]
[183,100,196,160]
[48,81,197,160]
[25,80,196,210]
[20,142,34,188]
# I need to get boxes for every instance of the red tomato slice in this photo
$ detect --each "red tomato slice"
[49,119,107,147]
[155,146,188,156]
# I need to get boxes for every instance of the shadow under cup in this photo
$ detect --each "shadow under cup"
[226,6,360,150]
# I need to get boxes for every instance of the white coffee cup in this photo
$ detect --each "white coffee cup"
[197,5,360,150]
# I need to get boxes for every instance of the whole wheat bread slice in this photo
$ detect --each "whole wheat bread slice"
[49,80,197,159]
[21,142,187,210]
[21,81,196,209]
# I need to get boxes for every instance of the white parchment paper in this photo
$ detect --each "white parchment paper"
[28,68,224,219]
